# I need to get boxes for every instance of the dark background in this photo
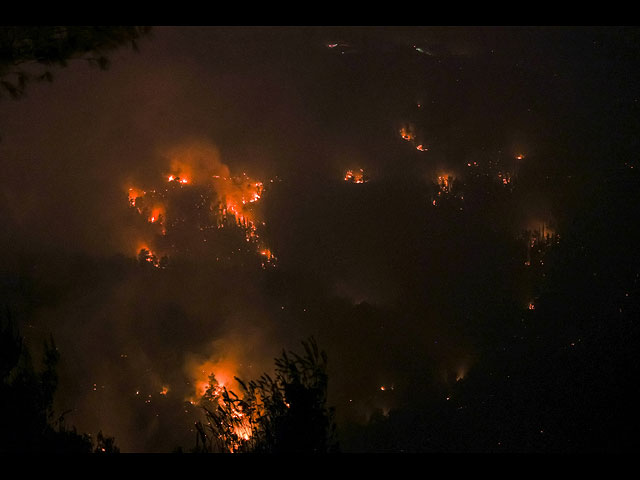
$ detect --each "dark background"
[1,26,639,452]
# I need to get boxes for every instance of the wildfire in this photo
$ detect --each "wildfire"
[148,206,165,224]
[127,187,145,207]
[437,174,454,193]
[137,246,164,268]
[399,123,429,153]
[168,175,189,184]
[187,355,256,451]
[344,168,367,183]
[213,173,264,220]
[189,360,232,402]
[431,173,464,208]
[125,153,276,267]
[497,171,512,186]
[400,126,414,141]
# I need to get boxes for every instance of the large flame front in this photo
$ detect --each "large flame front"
[187,355,256,451]
[124,142,276,267]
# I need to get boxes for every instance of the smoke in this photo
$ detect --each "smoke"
[2,26,623,452]
[163,140,229,184]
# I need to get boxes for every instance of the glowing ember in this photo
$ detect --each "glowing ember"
[127,187,145,207]
[137,247,164,268]
[168,175,188,184]
[344,168,367,183]
[437,174,454,193]
[400,126,414,141]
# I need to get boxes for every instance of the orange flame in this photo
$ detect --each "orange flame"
[344,169,366,183]
[187,356,241,405]
[128,187,145,206]
[400,126,414,141]
[149,205,165,224]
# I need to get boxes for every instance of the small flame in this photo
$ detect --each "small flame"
[127,187,145,206]
[400,126,414,141]
[168,174,188,184]
[344,168,366,183]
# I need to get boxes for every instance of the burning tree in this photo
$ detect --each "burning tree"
[127,167,276,269]
[193,338,338,453]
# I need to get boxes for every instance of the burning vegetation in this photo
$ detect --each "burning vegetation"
[344,168,368,184]
[431,173,464,208]
[192,338,337,453]
[400,125,415,142]
[126,151,277,270]
[521,220,560,268]
[399,123,429,152]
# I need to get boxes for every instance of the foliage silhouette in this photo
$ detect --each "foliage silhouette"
[0,26,151,100]
[0,309,119,452]
[193,337,338,453]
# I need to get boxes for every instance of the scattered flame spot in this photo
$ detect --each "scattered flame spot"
[344,169,367,183]
[400,126,414,141]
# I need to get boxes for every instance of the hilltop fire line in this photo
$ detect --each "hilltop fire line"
[127,170,277,270]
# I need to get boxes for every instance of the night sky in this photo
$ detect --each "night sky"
[1,26,639,453]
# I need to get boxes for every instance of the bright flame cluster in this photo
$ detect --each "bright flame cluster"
[344,168,367,183]
[399,124,428,152]
[126,165,276,267]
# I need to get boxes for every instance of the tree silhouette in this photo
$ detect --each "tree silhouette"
[0,308,119,452]
[193,337,338,453]
[0,26,151,99]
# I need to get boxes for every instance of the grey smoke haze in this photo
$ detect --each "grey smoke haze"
[1,26,636,451]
